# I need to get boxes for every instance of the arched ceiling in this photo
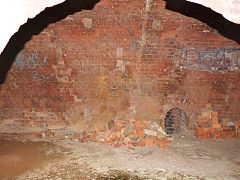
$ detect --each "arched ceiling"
[0,0,65,54]
[0,0,240,54]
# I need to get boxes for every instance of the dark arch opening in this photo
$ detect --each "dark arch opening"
[165,0,240,44]
[164,108,187,134]
[0,0,101,84]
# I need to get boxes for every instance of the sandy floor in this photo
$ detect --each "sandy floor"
[0,134,240,180]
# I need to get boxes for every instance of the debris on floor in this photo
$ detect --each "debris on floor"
[13,138,240,180]
[194,103,240,139]
[76,118,172,149]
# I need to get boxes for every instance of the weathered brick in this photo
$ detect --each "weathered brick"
[0,0,239,134]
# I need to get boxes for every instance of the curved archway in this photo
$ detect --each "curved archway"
[0,0,101,84]
[164,108,187,134]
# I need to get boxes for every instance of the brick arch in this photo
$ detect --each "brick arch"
[0,0,101,84]
[164,107,188,134]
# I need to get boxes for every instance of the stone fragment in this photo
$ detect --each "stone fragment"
[224,122,234,126]
[124,137,131,144]
[152,19,163,30]
[82,18,93,29]
[123,126,132,137]
[41,133,45,139]
[151,122,167,136]
[120,128,126,135]
[130,136,139,142]
[143,129,157,136]
[167,137,174,141]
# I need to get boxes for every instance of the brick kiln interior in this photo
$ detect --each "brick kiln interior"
[0,0,240,179]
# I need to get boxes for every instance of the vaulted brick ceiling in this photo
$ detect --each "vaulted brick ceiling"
[0,0,240,54]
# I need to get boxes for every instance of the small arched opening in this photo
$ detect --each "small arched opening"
[164,108,188,134]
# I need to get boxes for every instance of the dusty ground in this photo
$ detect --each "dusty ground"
[0,134,240,180]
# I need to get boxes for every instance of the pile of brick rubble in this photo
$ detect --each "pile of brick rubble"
[78,119,173,150]
[194,104,240,139]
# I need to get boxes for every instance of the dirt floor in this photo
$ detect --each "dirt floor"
[0,134,240,180]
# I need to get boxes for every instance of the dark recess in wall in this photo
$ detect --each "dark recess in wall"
[0,0,101,84]
[165,0,240,44]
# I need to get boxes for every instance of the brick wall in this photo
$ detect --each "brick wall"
[0,0,239,133]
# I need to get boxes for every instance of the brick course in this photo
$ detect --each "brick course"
[0,0,239,133]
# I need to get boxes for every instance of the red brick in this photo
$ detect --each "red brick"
[108,138,113,144]
[144,139,154,146]
[237,128,240,138]
[235,122,240,128]
[137,129,145,138]
[211,112,218,117]
[222,131,236,138]
[196,120,211,128]
[138,141,145,147]
[157,134,163,140]
[135,121,145,129]
[90,133,97,139]
[222,125,235,132]
[164,139,172,144]
[157,142,166,148]
[194,128,204,137]
[128,146,135,150]
[222,118,232,124]
[0,0,239,139]
[205,104,212,109]
[212,124,221,128]
[201,110,212,117]
[114,143,121,148]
